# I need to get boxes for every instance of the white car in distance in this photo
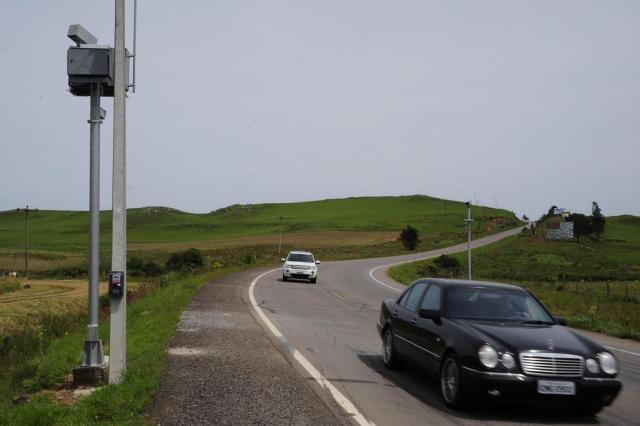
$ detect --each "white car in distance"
[281,251,320,283]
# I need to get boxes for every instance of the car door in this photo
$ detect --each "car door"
[393,282,428,362]
[413,283,445,373]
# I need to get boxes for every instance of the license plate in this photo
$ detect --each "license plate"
[537,380,576,395]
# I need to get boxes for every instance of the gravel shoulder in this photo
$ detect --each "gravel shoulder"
[146,268,344,425]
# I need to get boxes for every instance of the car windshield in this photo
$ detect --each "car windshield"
[287,253,314,263]
[446,287,554,323]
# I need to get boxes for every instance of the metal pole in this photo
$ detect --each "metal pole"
[25,205,29,278]
[278,216,283,255]
[81,83,105,367]
[110,0,127,384]
[466,203,472,280]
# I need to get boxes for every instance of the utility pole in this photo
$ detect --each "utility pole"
[464,201,473,280]
[278,216,283,255]
[110,0,128,384]
[18,205,37,279]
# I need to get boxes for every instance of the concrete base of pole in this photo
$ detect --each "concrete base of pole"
[72,364,107,387]
[74,339,106,386]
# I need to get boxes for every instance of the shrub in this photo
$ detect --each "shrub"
[127,256,162,277]
[400,225,419,251]
[127,256,145,274]
[434,254,461,270]
[142,260,163,276]
[166,248,204,271]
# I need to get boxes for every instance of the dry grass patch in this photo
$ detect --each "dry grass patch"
[0,280,141,336]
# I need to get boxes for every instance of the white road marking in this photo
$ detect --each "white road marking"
[249,269,375,426]
[605,346,640,357]
[367,227,527,292]
[368,255,440,293]
[368,265,401,293]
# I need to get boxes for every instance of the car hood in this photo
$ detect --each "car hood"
[453,319,597,356]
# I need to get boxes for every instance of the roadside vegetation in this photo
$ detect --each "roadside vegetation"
[0,196,521,278]
[0,258,262,425]
[389,215,640,340]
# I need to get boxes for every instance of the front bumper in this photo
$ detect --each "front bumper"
[461,367,622,407]
[283,268,317,280]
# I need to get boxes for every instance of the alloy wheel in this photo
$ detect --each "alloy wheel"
[441,358,459,403]
[382,331,393,364]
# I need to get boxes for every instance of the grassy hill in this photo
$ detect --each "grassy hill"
[389,215,640,339]
[0,195,521,274]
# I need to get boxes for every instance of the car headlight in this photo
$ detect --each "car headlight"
[586,358,600,374]
[597,352,618,375]
[501,353,516,370]
[478,345,499,369]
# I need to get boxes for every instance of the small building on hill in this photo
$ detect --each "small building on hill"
[545,220,574,241]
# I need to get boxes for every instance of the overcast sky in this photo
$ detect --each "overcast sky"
[1,0,639,218]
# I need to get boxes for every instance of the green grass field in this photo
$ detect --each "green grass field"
[389,215,640,339]
[0,196,521,275]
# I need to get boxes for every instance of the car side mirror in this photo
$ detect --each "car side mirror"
[316,260,320,264]
[281,258,286,262]
[419,309,441,323]
[554,316,567,326]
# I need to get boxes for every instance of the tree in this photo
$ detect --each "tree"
[591,201,605,238]
[567,213,592,242]
[539,205,558,222]
[400,225,419,251]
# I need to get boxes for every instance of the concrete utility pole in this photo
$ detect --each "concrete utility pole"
[18,205,37,279]
[465,201,473,280]
[110,0,128,384]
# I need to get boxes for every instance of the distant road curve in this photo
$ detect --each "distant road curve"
[251,226,640,425]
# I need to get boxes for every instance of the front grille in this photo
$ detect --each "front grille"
[291,265,309,270]
[519,352,584,377]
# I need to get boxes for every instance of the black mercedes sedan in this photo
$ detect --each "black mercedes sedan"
[376,278,622,414]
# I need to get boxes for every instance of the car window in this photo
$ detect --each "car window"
[398,288,413,307]
[420,285,441,311]
[446,287,554,322]
[404,283,428,312]
[287,253,314,263]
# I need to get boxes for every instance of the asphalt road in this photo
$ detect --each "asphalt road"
[252,227,640,426]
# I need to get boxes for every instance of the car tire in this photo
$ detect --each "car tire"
[282,274,288,282]
[440,353,467,409]
[310,277,317,284]
[382,328,402,370]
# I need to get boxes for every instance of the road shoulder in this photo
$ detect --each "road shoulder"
[146,268,343,425]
